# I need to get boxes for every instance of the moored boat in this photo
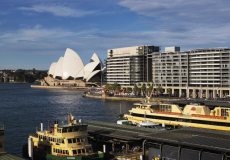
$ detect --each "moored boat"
[26,113,104,160]
[123,99,230,131]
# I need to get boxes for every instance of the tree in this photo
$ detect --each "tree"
[141,84,146,96]
[148,86,153,95]
[126,87,132,92]
[116,86,121,91]
[167,88,172,93]
[104,83,110,89]
[33,68,36,74]
[133,85,139,95]
[156,86,163,93]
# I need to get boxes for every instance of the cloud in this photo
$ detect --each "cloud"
[0,25,91,43]
[18,4,97,17]
[119,0,230,30]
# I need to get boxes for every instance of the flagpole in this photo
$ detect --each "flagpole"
[48,120,49,130]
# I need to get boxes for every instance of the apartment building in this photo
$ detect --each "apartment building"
[151,47,230,98]
[106,45,160,86]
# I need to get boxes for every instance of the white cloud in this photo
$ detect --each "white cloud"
[119,0,230,29]
[0,25,91,43]
[18,4,97,17]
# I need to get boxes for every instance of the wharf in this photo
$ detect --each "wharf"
[88,121,230,159]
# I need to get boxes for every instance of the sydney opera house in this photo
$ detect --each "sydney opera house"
[41,48,105,87]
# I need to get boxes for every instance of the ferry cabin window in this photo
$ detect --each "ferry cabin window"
[68,139,72,143]
[73,150,77,154]
[67,127,72,132]
[79,126,83,131]
[77,138,81,142]
[66,150,69,155]
[53,148,55,152]
[85,137,87,142]
[160,105,172,112]
[62,128,67,133]
[0,143,2,148]
[73,126,79,132]
[54,138,56,142]
[221,109,230,117]
[62,139,64,143]
[73,138,76,143]
[83,126,87,131]
[63,150,66,154]
[57,129,62,133]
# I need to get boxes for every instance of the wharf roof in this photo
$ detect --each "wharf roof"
[87,121,163,141]
[88,121,230,153]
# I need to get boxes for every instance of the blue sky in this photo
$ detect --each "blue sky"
[1,0,230,70]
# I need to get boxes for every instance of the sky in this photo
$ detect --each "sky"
[1,0,230,70]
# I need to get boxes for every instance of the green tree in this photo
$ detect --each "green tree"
[148,86,153,95]
[167,88,172,93]
[33,68,36,74]
[126,87,132,92]
[116,86,121,91]
[104,83,110,89]
[141,84,146,96]
[156,86,163,93]
[133,86,139,95]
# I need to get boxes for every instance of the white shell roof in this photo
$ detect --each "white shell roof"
[86,70,101,82]
[53,57,64,78]
[48,62,57,75]
[62,48,84,80]
[75,68,85,78]
[90,53,104,69]
[48,49,105,82]
[83,62,99,79]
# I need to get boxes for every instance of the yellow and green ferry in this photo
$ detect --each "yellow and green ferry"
[123,99,230,131]
[27,113,104,160]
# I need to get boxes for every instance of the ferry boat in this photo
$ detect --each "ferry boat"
[123,99,230,131]
[27,113,104,160]
[0,124,6,156]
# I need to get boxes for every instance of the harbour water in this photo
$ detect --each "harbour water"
[0,83,134,158]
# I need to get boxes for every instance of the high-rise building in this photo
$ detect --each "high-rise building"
[151,47,230,98]
[106,45,160,86]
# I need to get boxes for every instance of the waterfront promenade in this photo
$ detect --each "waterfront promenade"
[31,85,89,90]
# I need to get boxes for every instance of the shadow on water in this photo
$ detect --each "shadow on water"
[0,83,134,158]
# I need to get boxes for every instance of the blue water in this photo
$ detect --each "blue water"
[0,83,134,158]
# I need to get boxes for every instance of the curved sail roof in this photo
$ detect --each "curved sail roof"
[86,70,101,82]
[83,62,99,80]
[53,57,64,78]
[48,49,105,82]
[48,62,57,75]
[90,53,104,69]
[62,48,84,80]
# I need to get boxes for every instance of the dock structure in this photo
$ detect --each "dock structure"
[88,121,230,160]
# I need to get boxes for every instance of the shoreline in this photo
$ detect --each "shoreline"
[31,85,89,91]
[83,93,183,102]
